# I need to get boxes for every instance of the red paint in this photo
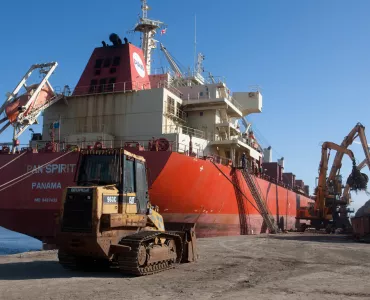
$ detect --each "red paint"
[73,43,150,96]
[0,151,313,242]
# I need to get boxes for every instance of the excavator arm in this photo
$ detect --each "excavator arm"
[316,142,355,218]
[328,123,370,181]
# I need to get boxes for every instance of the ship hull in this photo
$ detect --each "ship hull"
[0,151,312,241]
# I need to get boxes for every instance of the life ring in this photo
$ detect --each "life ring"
[1,146,10,153]
[94,141,103,149]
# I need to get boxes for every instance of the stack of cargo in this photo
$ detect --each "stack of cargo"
[261,162,283,182]
[283,173,296,188]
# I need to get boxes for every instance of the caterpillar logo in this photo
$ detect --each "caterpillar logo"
[133,52,146,78]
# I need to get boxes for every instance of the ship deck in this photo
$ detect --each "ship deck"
[0,233,369,300]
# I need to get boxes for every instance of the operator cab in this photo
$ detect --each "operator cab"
[75,149,149,214]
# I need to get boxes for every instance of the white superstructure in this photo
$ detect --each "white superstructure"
[38,0,263,167]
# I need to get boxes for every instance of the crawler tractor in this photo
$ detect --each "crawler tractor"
[55,148,197,276]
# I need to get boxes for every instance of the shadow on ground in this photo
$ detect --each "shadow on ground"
[264,233,357,244]
[0,260,130,280]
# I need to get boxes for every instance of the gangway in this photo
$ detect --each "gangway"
[231,170,250,234]
[241,169,278,233]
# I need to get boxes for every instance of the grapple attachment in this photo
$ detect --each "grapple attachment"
[347,160,369,192]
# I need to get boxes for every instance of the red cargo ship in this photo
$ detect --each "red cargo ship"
[0,0,312,246]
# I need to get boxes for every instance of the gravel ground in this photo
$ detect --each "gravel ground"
[0,233,369,300]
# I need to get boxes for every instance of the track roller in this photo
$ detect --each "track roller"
[116,231,183,276]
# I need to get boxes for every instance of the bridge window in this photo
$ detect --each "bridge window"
[89,79,98,93]
[103,58,112,68]
[113,56,121,66]
[95,59,103,68]
[99,78,107,92]
[106,78,116,92]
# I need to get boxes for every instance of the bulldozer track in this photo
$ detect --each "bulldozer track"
[118,231,183,276]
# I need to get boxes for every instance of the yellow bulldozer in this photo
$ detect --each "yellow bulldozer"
[55,148,197,276]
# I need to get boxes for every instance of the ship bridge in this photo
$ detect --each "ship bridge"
[181,83,243,118]
[170,81,263,165]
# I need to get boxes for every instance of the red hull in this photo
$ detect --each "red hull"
[0,151,312,241]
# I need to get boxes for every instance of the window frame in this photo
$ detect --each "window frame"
[123,155,136,194]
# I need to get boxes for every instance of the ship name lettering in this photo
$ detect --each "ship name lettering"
[32,182,62,190]
[26,164,76,174]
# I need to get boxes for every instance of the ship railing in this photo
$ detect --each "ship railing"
[54,80,152,97]
[10,138,236,168]
[156,80,184,98]
[151,68,229,87]
[184,92,243,111]
[163,100,187,122]
[162,125,206,139]
[238,166,310,197]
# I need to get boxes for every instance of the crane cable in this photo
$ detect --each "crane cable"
[0,150,73,192]
[0,151,27,170]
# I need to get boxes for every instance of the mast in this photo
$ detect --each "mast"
[134,0,165,75]
[194,14,197,72]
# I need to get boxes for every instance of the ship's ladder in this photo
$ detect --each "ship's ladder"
[241,169,279,234]
[231,169,250,235]
[211,161,262,235]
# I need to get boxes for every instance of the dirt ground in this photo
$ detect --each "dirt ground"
[0,233,370,300]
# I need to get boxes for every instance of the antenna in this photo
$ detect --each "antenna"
[194,14,197,72]
[134,0,165,75]
[141,0,148,19]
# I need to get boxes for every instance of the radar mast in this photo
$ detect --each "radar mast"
[134,0,165,75]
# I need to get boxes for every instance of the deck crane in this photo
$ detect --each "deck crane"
[208,72,216,84]
[159,43,183,78]
[0,62,69,153]
[297,141,368,232]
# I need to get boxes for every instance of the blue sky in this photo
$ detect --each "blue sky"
[1,0,370,212]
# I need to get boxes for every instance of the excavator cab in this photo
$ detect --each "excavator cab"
[56,148,197,276]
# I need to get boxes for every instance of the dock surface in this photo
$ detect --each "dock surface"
[0,233,369,300]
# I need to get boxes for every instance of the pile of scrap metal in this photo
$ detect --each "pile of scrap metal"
[352,200,370,242]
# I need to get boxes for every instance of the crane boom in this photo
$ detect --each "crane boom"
[0,62,69,153]
[316,142,356,217]
[159,43,183,77]
[328,123,370,181]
